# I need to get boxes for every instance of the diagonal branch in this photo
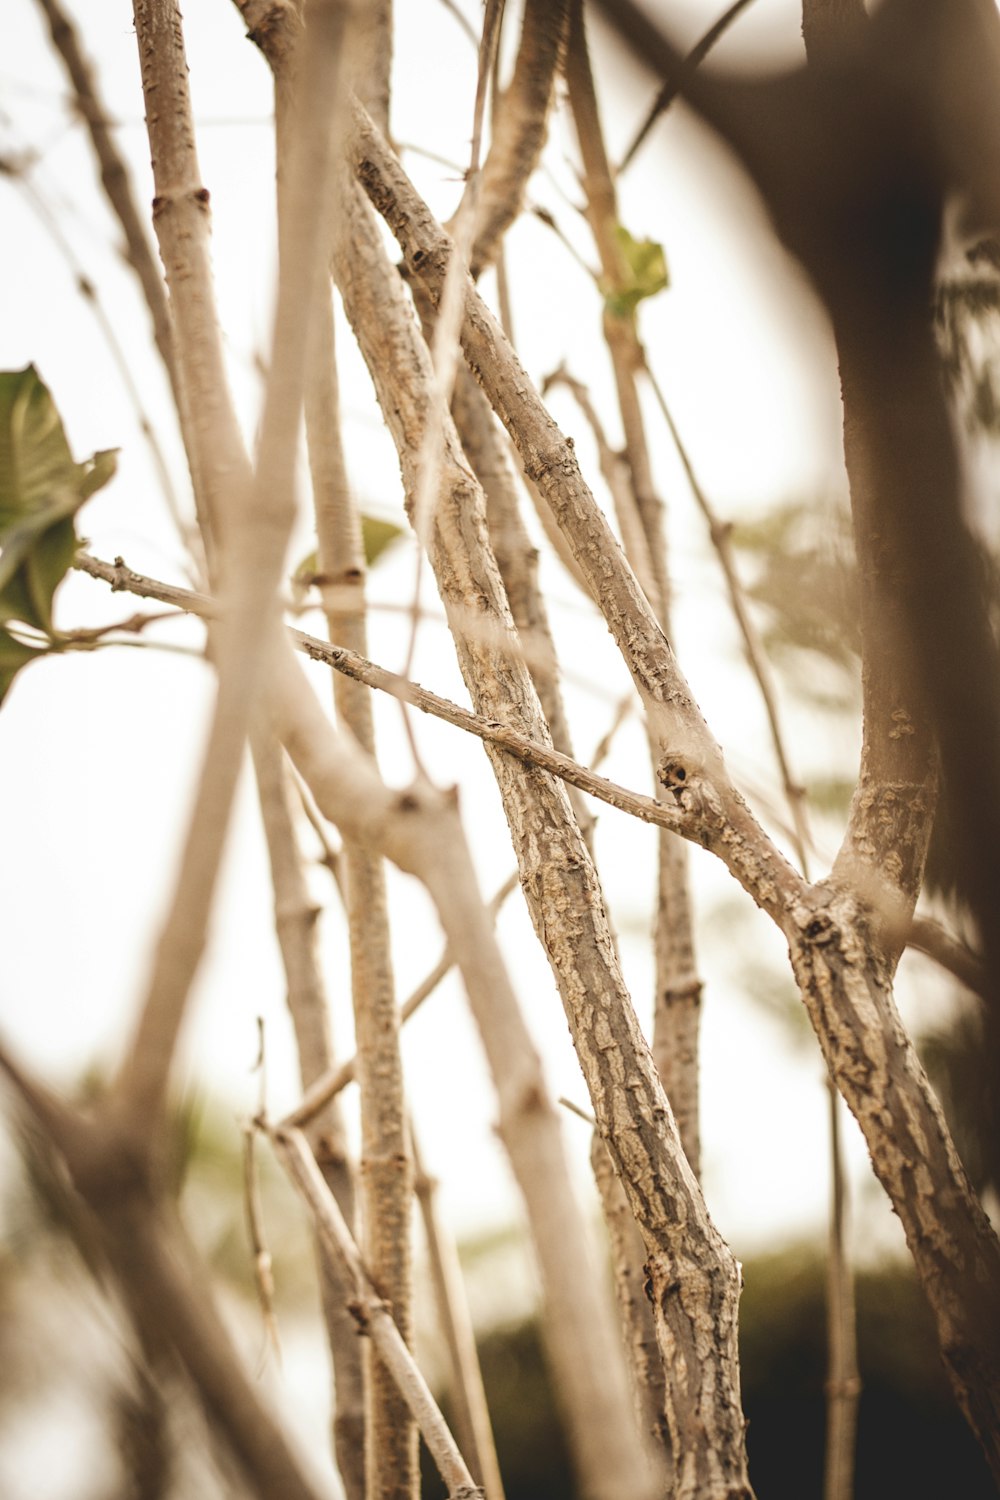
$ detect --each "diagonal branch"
[349,97,1000,1480]
[271,1125,483,1500]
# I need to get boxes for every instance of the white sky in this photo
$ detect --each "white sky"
[0,0,955,1292]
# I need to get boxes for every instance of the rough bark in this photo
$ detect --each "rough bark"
[333,176,751,1499]
[468,0,570,275]
[251,734,366,1500]
[350,111,1000,1478]
[263,8,415,1491]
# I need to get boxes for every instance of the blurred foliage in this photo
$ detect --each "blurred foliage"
[919,1003,998,1198]
[703,894,814,1046]
[2,1082,996,1498]
[602,225,669,319]
[729,498,860,694]
[0,1075,315,1311]
[935,245,1000,435]
[420,1245,995,1500]
[0,365,115,702]
[740,1245,996,1499]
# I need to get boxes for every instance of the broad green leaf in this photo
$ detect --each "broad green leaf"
[603,226,669,318]
[0,367,116,633]
[0,624,48,706]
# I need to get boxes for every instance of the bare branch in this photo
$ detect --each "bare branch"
[251,732,365,1494]
[350,97,1000,1478]
[113,0,346,1134]
[76,550,689,837]
[271,1125,483,1500]
[617,0,760,176]
[470,0,570,275]
[412,1124,506,1500]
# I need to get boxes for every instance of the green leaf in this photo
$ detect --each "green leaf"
[291,516,404,603]
[603,226,669,318]
[0,624,49,705]
[0,367,116,633]
[361,514,403,567]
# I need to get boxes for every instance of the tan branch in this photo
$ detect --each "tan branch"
[268,17,414,1487]
[114,0,346,1135]
[412,1124,506,1500]
[350,98,1000,1483]
[469,0,570,275]
[333,142,746,1497]
[269,1125,483,1500]
[251,732,365,1496]
[76,550,689,837]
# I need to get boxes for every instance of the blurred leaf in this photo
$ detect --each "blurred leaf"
[0,624,49,704]
[936,267,1000,434]
[603,225,669,318]
[730,498,860,673]
[290,548,319,609]
[806,775,856,818]
[290,517,404,605]
[361,514,404,566]
[0,367,116,636]
[920,1004,997,1196]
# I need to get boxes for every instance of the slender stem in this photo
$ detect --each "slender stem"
[468,0,570,275]
[76,553,988,997]
[564,0,706,1205]
[411,1123,506,1500]
[33,0,183,408]
[251,731,365,1497]
[285,873,520,1129]
[272,1125,484,1500]
[115,0,347,1134]
[617,0,760,176]
[268,11,412,1486]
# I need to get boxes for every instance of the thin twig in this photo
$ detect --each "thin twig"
[617,0,760,176]
[76,550,687,836]
[242,1118,282,1365]
[270,1124,484,1500]
[644,363,814,866]
[285,871,520,1129]
[399,0,502,769]
[411,1122,506,1500]
[75,551,989,999]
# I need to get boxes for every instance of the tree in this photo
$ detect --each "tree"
[1,1,998,1497]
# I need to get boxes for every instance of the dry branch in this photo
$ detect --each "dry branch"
[469,0,570,275]
[333,140,749,1499]
[251,732,365,1496]
[349,99,1000,1479]
[272,1125,483,1500]
[270,17,414,1486]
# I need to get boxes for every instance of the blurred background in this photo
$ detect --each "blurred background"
[0,0,997,1493]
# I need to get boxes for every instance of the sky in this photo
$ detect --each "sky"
[0,0,957,1304]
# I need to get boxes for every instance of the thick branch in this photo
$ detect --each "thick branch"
[349,101,1000,1479]
[332,167,749,1498]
